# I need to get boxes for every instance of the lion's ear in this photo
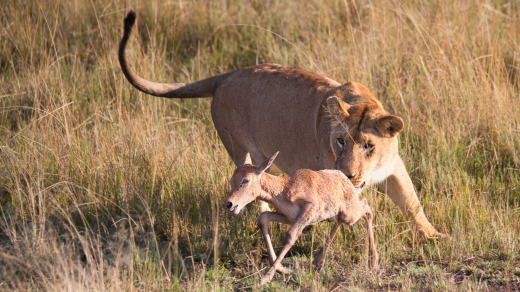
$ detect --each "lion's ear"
[375,115,404,138]
[326,96,350,118]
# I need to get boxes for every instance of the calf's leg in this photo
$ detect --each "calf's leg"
[257,212,292,275]
[362,202,378,268]
[338,198,378,269]
[260,207,316,285]
[312,221,341,269]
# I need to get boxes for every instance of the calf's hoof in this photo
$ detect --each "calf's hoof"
[260,277,270,285]
[368,253,379,269]
[415,222,449,241]
[312,256,324,270]
[418,227,449,241]
[312,249,325,269]
[276,265,291,275]
[369,259,379,269]
[260,272,274,285]
[260,266,278,285]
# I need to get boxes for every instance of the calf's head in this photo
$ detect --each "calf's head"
[223,152,279,215]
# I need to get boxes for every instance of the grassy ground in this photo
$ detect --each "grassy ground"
[1,0,519,290]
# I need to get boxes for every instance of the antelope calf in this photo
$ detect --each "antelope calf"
[223,152,378,285]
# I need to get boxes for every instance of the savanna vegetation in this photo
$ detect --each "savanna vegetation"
[0,0,519,290]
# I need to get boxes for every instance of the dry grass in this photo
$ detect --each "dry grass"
[0,0,519,291]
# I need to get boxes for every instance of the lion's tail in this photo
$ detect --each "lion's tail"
[119,11,220,98]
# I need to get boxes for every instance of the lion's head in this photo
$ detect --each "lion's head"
[325,82,403,192]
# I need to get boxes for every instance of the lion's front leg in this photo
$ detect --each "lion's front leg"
[379,157,446,240]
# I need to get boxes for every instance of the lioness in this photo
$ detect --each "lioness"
[118,11,443,239]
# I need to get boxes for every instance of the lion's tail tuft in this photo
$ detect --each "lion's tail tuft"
[124,11,136,35]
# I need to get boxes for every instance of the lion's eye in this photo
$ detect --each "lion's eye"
[336,138,345,148]
[363,143,375,151]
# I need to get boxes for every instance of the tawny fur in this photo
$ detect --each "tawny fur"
[119,11,444,239]
[223,152,378,285]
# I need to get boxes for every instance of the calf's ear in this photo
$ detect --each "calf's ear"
[256,151,279,174]
[375,115,404,138]
[242,153,252,165]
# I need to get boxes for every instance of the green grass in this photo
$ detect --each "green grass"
[1,0,519,290]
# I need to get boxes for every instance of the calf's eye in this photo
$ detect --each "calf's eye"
[240,178,250,187]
